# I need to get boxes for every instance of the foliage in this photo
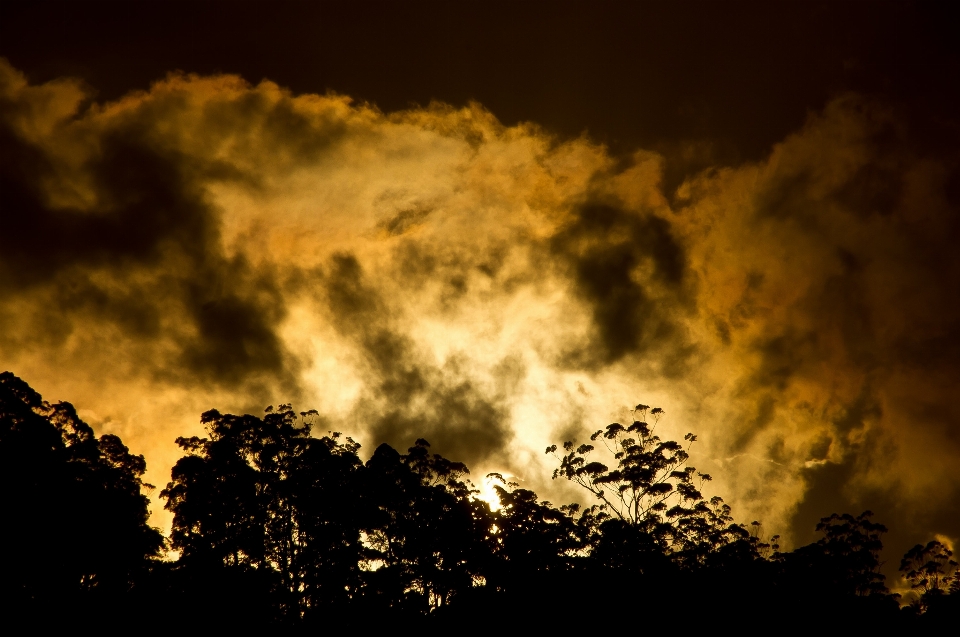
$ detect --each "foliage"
[360,439,489,614]
[0,372,163,610]
[161,404,366,619]
[785,511,891,598]
[547,403,747,562]
[899,540,959,613]
[5,372,959,627]
[485,474,583,585]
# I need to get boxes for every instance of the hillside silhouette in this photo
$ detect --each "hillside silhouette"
[2,371,957,627]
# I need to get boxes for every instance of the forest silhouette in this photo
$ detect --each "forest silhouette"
[2,371,957,627]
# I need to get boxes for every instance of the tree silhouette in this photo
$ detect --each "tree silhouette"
[547,403,747,563]
[788,511,891,597]
[4,371,952,627]
[899,539,959,616]
[481,474,584,598]
[487,475,582,578]
[767,511,903,628]
[360,439,489,616]
[161,404,367,623]
[0,372,163,615]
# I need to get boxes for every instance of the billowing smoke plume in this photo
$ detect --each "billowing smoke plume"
[1,60,957,561]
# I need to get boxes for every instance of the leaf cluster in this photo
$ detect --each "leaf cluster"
[546,404,743,560]
[899,539,960,613]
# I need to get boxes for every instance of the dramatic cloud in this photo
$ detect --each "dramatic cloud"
[1,60,957,565]
[671,96,960,554]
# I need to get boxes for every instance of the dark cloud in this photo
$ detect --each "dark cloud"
[679,96,960,550]
[549,200,694,372]
[0,70,296,396]
[378,204,434,237]
[790,433,960,583]
[322,253,517,466]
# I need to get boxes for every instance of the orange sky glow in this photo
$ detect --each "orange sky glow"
[1,1,957,575]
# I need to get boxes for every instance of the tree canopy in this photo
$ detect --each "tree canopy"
[2,371,957,628]
[0,371,163,618]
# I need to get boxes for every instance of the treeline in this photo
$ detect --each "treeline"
[2,371,957,628]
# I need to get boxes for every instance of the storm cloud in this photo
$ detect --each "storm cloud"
[672,96,960,554]
[1,61,958,567]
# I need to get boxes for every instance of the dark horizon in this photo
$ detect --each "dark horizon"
[3,370,957,625]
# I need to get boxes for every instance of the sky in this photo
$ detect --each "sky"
[1,0,958,573]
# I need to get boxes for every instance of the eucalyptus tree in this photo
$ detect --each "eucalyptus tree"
[547,403,746,563]
[899,539,959,615]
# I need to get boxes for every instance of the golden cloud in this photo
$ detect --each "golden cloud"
[1,60,957,555]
